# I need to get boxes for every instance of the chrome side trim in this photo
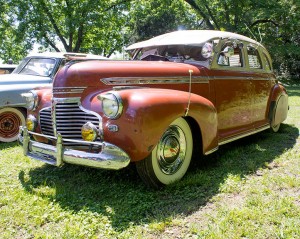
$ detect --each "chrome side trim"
[19,126,131,170]
[213,76,269,81]
[219,124,270,145]
[204,146,219,155]
[52,97,81,103]
[53,87,87,95]
[101,76,209,85]
[0,103,26,108]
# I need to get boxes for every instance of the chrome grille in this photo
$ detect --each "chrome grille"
[39,102,102,146]
[40,107,54,136]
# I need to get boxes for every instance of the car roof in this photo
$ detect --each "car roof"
[0,64,18,69]
[26,52,107,60]
[126,30,264,50]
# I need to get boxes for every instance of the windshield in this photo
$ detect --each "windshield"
[133,43,213,64]
[15,57,57,77]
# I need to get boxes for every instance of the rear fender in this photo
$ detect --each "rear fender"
[268,84,288,125]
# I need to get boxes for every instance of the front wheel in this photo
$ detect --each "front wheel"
[0,107,26,142]
[136,117,193,188]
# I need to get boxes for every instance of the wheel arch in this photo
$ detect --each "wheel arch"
[185,116,204,160]
[95,88,219,161]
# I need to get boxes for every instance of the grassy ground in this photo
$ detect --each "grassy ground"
[0,87,299,239]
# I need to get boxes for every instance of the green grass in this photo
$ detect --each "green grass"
[1,86,299,238]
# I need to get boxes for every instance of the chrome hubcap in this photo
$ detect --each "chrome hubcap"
[157,125,187,175]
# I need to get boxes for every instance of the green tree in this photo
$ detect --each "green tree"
[0,0,28,63]
[128,0,200,43]
[5,0,131,57]
[185,0,300,80]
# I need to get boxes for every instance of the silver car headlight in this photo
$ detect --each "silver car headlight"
[21,90,39,110]
[98,92,123,119]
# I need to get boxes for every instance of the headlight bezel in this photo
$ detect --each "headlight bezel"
[21,90,39,111]
[98,92,123,119]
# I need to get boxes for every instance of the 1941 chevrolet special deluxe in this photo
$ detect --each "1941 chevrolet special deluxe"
[19,30,288,188]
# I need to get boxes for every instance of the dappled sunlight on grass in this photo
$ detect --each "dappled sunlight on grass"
[14,123,298,234]
[0,88,299,238]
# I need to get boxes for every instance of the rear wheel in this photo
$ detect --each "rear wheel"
[136,117,193,188]
[0,107,26,142]
[270,105,281,133]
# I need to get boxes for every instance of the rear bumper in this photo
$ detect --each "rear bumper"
[19,126,131,170]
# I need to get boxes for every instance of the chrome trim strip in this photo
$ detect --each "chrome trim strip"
[19,126,130,170]
[101,76,209,85]
[204,146,219,155]
[0,103,26,108]
[53,87,87,95]
[52,97,81,103]
[219,124,270,145]
[54,87,87,89]
[213,76,269,81]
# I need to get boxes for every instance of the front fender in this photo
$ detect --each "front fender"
[87,88,218,161]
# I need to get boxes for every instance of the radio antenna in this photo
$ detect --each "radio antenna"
[244,23,258,42]
[258,27,262,43]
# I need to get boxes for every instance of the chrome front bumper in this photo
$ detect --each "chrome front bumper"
[19,126,131,170]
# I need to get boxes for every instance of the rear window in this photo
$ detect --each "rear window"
[262,52,272,71]
[247,46,262,69]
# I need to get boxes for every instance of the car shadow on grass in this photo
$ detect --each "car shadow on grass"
[18,123,299,232]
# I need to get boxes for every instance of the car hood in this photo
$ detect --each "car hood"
[53,60,204,89]
[0,73,52,108]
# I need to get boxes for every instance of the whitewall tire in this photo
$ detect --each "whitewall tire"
[136,117,193,188]
[0,107,26,142]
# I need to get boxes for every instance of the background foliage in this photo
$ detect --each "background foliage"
[0,0,299,81]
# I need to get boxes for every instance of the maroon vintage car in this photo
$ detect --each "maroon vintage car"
[19,30,288,188]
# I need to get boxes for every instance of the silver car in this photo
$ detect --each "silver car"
[0,52,106,142]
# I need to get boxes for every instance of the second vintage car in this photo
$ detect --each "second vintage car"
[19,30,288,188]
[0,52,106,142]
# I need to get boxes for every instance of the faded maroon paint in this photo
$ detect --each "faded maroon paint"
[27,57,287,161]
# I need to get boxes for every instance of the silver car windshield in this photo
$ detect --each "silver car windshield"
[17,58,57,77]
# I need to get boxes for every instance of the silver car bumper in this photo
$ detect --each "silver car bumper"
[19,126,131,170]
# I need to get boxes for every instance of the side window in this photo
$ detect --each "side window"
[247,46,262,69]
[218,42,243,67]
[262,52,272,71]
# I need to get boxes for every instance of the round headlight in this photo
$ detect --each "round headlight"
[26,115,37,131]
[21,90,39,110]
[81,122,98,142]
[99,92,123,119]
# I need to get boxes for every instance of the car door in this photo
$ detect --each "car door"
[247,45,273,129]
[211,39,254,142]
